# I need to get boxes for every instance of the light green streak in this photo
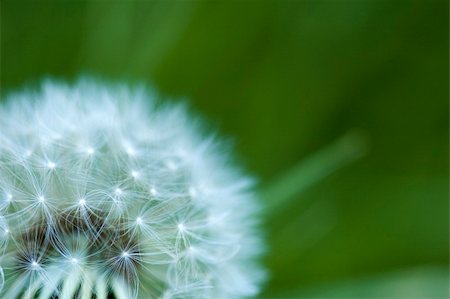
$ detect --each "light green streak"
[262,130,368,218]
[263,266,448,298]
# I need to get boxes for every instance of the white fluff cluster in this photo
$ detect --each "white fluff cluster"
[0,79,264,299]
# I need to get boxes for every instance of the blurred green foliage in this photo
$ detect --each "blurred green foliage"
[1,0,448,297]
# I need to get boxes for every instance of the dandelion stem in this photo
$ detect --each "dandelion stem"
[262,130,369,218]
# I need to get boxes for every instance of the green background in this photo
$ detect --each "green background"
[1,0,448,298]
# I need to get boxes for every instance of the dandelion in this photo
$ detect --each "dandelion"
[0,79,265,298]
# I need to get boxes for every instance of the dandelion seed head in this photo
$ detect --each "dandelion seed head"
[0,78,265,298]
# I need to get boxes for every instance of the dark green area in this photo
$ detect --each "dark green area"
[1,0,448,297]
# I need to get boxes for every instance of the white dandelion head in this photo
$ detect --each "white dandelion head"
[0,78,265,298]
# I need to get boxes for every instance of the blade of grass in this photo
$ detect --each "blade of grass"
[262,130,369,218]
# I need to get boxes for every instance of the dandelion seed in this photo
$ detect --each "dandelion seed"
[165,160,177,171]
[125,144,136,157]
[78,198,86,206]
[86,147,95,155]
[31,261,39,269]
[131,170,139,179]
[188,186,197,197]
[47,161,56,169]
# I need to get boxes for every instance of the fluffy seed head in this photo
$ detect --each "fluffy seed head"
[0,79,265,298]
